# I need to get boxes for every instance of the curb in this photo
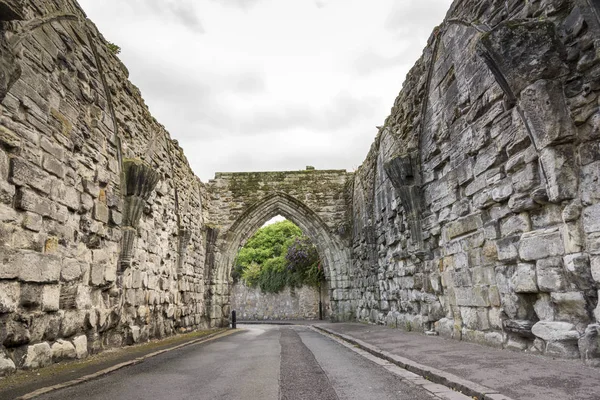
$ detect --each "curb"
[313,326,515,400]
[16,329,241,400]
[237,321,308,326]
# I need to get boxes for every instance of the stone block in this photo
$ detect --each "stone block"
[60,310,84,338]
[508,193,537,213]
[545,341,580,359]
[1,180,16,205]
[551,292,589,323]
[80,193,93,212]
[474,145,500,177]
[42,285,60,312]
[0,351,15,376]
[519,228,564,261]
[534,294,555,321]
[20,342,52,369]
[583,203,600,233]
[531,321,579,341]
[1,317,30,347]
[444,214,482,241]
[109,210,122,226]
[536,257,566,292]
[0,204,16,226]
[519,80,575,150]
[20,284,42,308]
[500,213,531,237]
[50,182,80,211]
[9,158,52,194]
[511,163,539,193]
[581,161,600,205]
[0,281,19,313]
[503,319,535,338]
[434,318,455,338]
[591,256,600,283]
[578,324,600,366]
[454,286,490,307]
[511,263,538,293]
[561,222,584,254]
[11,251,61,283]
[51,339,76,361]
[0,147,8,179]
[93,202,109,223]
[42,155,65,178]
[22,211,42,232]
[15,188,54,218]
[90,263,105,286]
[564,253,593,290]
[83,180,99,198]
[61,259,84,282]
[496,236,519,262]
[540,145,578,202]
[491,180,513,202]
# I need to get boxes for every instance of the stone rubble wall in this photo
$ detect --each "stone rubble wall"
[0,0,209,375]
[350,0,600,365]
[231,282,330,321]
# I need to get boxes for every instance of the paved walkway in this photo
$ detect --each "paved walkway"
[314,322,600,400]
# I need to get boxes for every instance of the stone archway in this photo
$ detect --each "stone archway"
[209,191,353,326]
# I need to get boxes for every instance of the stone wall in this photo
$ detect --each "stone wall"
[0,0,209,375]
[350,0,600,365]
[231,282,330,321]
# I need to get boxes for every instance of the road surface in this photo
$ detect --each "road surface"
[36,325,448,400]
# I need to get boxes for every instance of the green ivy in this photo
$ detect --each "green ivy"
[233,220,323,293]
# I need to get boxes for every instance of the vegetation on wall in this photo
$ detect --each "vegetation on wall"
[232,220,324,293]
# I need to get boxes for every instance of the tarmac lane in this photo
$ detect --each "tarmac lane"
[34,325,448,400]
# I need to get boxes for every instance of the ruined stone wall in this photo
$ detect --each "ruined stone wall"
[0,0,209,375]
[351,0,600,364]
[231,282,330,321]
[2,0,600,375]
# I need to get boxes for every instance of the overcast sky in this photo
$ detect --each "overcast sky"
[78,0,453,182]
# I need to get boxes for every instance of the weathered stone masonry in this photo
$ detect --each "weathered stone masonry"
[351,0,600,365]
[2,0,600,375]
[0,0,209,374]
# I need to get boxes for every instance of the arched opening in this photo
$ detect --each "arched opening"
[210,192,352,326]
[230,216,330,320]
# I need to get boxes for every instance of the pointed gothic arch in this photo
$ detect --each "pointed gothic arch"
[210,192,352,325]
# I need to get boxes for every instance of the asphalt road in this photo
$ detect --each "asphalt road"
[36,325,438,400]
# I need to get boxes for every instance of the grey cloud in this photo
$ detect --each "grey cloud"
[353,48,406,76]
[124,0,205,33]
[234,71,267,94]
[385,0,451,34]
[126,53,380,141]
[243,92,380,134]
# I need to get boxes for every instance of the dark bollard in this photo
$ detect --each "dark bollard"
[319,301,323,320]
[231,310,236,329]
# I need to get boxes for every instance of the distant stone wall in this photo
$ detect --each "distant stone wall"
[231,282,330,321]
[349,0,600,365]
